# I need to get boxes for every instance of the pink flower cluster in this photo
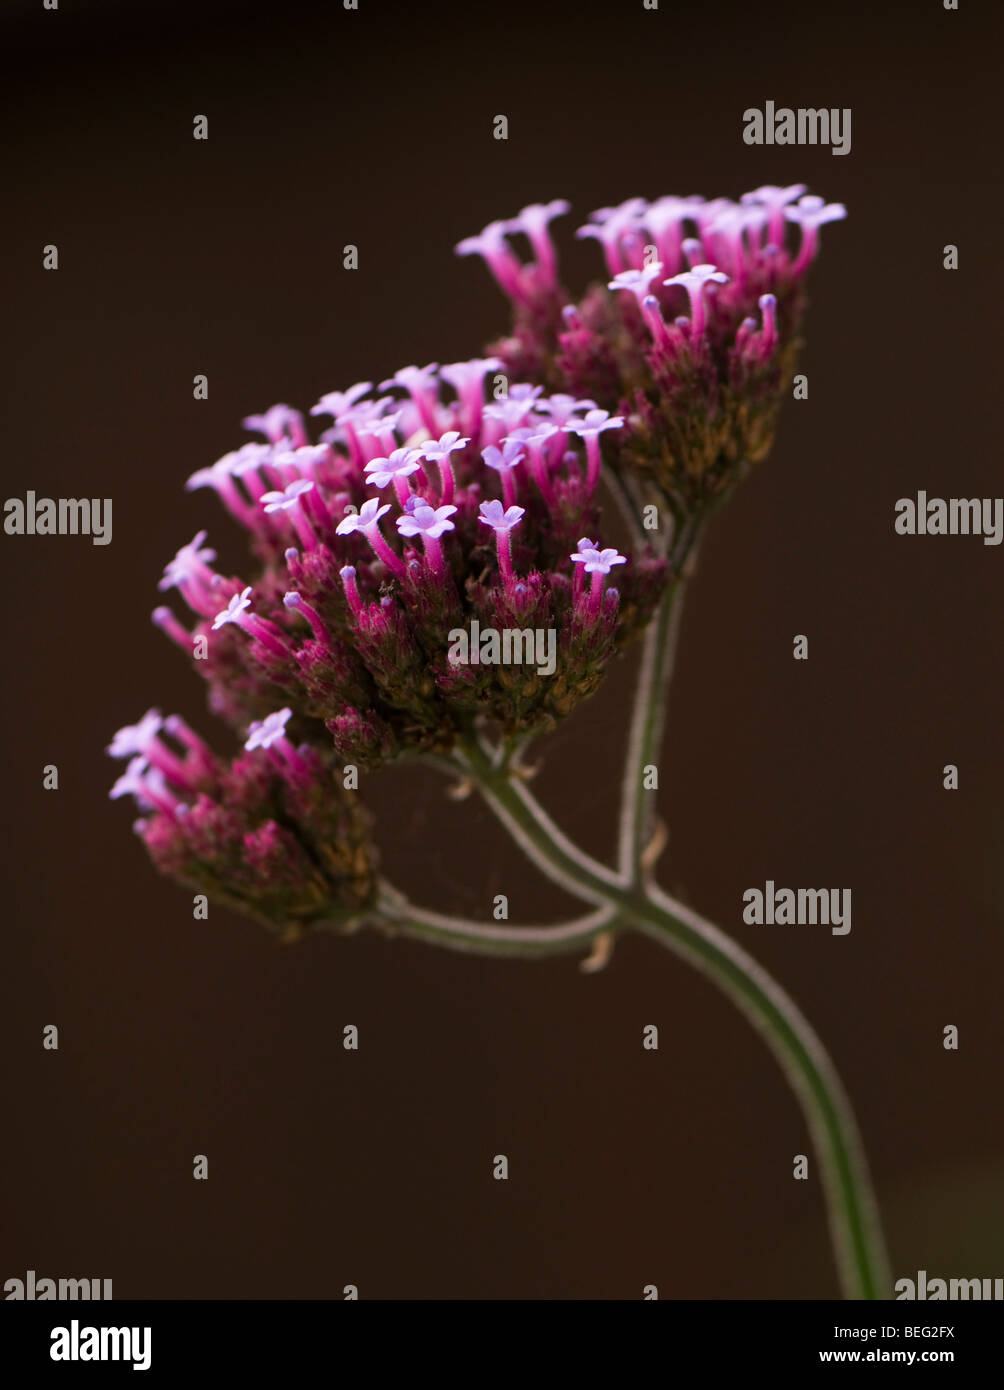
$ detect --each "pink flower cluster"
[458,185,846,509]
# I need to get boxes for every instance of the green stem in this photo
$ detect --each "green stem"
[618,513,703,884]
[459,737,891,1300]
[372,880,621,961]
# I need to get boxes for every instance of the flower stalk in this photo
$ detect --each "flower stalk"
[439,716,890,1301]
[105,182,887,1299]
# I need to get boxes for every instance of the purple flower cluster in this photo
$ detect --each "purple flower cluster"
[108,348,670,927]
[108,185,839,935]
[148,363,664,762]
[107,708,375,933]
[458,185,846,512]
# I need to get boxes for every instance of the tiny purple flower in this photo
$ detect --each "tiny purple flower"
[159,531,218,594]
[455,220,511,261]
[522,420,558,445]
[395,500,456,577]
[478,500,524,582]
[740,183,807,246]
[662,264,730,338]
[455,220,527,303]
[478,500,525,533]
[482,439,526,473]
[483,395,536,433]
[641,195,705,273]
[260,477,322,548]
[260,478,315,513]
[570,541,627,575]
[107,709,163,759]
[242,404,307,447]
[569,410,625,495]
[535,394,598,427]
[109,755,150,801]
[109,757,179,817]
[363,448,423,494]
[244,707,293,753]
[608,265,664,304]
[379,363,441,436]
[571,540,628,616]
[355,408,405,442]
[380,362,439,393]
[416,431,468,507]
[785,195,847,274]
[503,199,570,286]
[184,456,259,527]
[396,503,457,541]
[440,357,503,435]
[270,443,330,475]
[576,197,647,275]
[440,358,503,395]
[569,409,625,439]
[335,498,392,536]
[212,586,253,630]
[309,382,373,419]
[336,500,404,579]
[482,439,525,507]
[418,431,469,463]
[108,707,202,789]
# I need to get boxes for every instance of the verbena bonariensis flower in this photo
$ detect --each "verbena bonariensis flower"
[108,708,376,936]
[108,358,667,929]
[457,186,846,515]
[100,191,887,1303]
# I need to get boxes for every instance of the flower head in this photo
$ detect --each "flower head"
[461,185,845,508]
[111,227,706,935]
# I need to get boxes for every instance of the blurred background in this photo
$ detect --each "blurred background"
[2,0,1002,1298]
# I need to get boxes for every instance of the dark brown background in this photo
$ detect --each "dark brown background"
[2,0,1002,1299]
